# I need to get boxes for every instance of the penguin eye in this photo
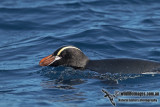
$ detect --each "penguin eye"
[60,52,66,58]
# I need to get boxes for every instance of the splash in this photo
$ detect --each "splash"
[38,66,144,86]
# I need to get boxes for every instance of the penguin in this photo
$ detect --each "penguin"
[39,46,160,74]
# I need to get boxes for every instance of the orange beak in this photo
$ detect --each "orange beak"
[39,55,55,66]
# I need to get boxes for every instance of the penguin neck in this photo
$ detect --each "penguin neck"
[85,60,94,69]
[85,59,105,73]
[69,57,89,69]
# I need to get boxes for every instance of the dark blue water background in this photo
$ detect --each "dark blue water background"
[0,0,160,107]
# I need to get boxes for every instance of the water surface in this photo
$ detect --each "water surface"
[0,0,160,107]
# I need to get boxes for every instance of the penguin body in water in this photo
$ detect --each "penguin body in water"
[39,46,160,74]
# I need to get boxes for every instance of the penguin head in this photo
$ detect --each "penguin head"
[39,46,88,69]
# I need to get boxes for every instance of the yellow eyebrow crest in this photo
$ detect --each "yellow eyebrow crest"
[57,46,81,56]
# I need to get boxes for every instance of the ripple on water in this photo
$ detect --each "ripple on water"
[0,0,160,107]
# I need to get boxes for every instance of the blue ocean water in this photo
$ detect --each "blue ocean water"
[0,0,160,107]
